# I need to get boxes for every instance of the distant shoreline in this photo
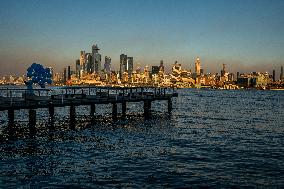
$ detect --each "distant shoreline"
[0,84,283,91]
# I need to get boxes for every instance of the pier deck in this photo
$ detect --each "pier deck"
[0,86,178,124]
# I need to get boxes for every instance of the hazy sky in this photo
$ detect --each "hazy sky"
[0,0,284,76]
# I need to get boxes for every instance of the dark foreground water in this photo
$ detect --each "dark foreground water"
[0,89,284,188]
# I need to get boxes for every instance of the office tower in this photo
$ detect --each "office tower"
[237,72,240,80]
[195,57,201,75]
[159,60,165,72]
[67,66,71,80]
[75,59,80,78]
[80,51,86,67]
[79,51,86,75]
[92,44,101,74]
[273,69,275,82]
[221,64,226,77]
[127,57,133,78]
[281,66,283,80]
[85,53,93,74]
[120,54,127,78]
[200,69,204,75]
[104,56,111,74]
[63,68,67,83]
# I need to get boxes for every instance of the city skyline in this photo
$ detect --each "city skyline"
[0,0,284,76]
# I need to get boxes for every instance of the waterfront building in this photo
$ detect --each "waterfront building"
[92,44,101,74]
[237,75,252,88]
[237,72,269,88]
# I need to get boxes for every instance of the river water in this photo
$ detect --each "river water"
[0,88,284,188]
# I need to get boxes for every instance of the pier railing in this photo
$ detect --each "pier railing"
[0,86,177,109]
[0,86,178,128]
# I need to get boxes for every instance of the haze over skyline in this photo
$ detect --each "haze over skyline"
[0,0,283,77]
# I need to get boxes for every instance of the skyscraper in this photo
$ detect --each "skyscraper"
[221,64,226,77]
[85,53,93,74]
[92,44,101,74]
[63,68,67,83]
[159,60,164,73]
[280,66,283,81]
[67,66,71,80]
[127,57,133,78]
[273,69,275,82]
[104,56,111,74]
[75,59,80,78]
[79,51,86,75]
[195,57,201,75]
[120,54,127,78]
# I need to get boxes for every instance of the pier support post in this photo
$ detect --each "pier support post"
[8,109,14,124]
[70,105,76,129]
[144,100,151,119]
[48,106,55,129]
[122,102,126,120]
[29,109,36,134]
[112,103,118,121]
[90,104,96,116]
[168,98,172,113]
[49,106,54,119]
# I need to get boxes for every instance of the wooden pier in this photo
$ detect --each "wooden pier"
[0,86,178,127]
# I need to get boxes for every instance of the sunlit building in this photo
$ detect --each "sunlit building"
[195,57,201,76]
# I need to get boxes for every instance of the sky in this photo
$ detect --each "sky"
[0,0,284,77]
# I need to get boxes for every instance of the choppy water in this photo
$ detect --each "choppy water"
[0,89,284,188]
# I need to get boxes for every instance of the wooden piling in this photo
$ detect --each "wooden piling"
[29,109,36,126]
[8,109,14,124]
[49,106,54,119]
[29,109,37,134]
[70,105,76,121]
[122,101,126,120]
[168,98,172,113]
[90,104,96,116]
[70,105,76,130]
[144,100,151,119]
[112,103,117,121]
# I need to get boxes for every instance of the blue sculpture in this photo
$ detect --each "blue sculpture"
[25,63,52,92]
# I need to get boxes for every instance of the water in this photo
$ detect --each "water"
[0,89,284,188]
